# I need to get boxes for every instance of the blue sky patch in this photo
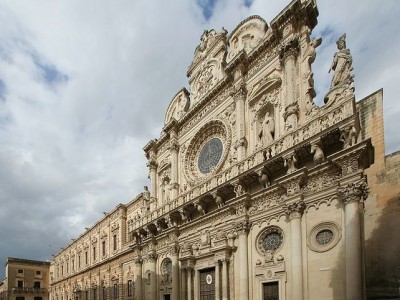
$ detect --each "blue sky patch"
[197,0,217,20]
[0,79,6,102]
[32,54,69,87]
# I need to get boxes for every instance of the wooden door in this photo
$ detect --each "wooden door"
[263,282,279,300]
[200,268,215,300]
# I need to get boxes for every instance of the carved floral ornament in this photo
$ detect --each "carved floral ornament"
[284,200,306,220]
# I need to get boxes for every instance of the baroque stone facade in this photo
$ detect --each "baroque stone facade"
[49,1,399,299]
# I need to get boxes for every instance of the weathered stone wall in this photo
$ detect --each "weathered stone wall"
[357,90,400,298]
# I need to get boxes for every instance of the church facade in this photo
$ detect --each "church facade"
[49,0,398,299]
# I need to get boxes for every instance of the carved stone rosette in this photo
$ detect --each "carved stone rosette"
[337,177,369,205]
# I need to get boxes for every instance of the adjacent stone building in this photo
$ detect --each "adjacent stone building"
[0,257,50,300]
[49,0,399,299]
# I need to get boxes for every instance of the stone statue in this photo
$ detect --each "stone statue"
[143,186,150,201]
[311,143,325,165]
[329,33,353,89]
[258,112,275,146]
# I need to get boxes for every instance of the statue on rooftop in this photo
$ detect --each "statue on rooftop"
[329,33,353,89]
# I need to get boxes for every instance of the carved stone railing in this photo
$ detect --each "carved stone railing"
[129,95,356,233]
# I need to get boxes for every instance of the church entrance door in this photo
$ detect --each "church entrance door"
[262,281,279,300]
[200,268,215,300]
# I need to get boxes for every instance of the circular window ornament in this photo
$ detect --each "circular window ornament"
[198,138,223,174]
[182,120,231,185]
[206,274,213,285]
[256,226,284,255]
[308,222,341,252]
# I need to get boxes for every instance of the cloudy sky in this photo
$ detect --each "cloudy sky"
[0,0,399,278]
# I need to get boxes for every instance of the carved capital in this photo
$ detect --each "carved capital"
[134,257,143,265]
[338,177,369,205]
[169,140,179,152]
[285,201,306,220]
[147,251,158,262]
[279,38,300,64]
[234,220,251,235]
[147,160,158,171]
[230,82,247,101]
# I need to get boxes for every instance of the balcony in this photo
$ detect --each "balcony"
[12,287,47,294]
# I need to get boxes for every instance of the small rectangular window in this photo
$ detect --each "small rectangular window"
[102,241,106,256]
[36,270,41,275]
[93,246,96,261]
[17,269,24,274]
[78,255,81,268]
[85,251,88,265]
[113,284,118,299]
[34,281,41,288]
[113,235,117,251]
[17,280,24,288]
[16,297,25,300]
[127,280,132,297]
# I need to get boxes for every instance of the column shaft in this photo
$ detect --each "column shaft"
[149,257,157,300]
[193,269,199,300]
[345,201,362,300]
[135,260,143,300]
[238,233,249,300]
[235,94,246,160]
[187,267,192,300]
[289,216,303,300]
[221,259,229,300]
[215,261,220,300]
[171,253,179,300]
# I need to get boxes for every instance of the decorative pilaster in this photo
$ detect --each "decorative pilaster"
[235,220,251,300]
[338,177,369,300]
[171,244,180,300]
[134,257,143,300]
[221,258,229,300]
[147,160,158,204]
[215,259,221,300]
[231,82,247,161]
[187,266,193,300]
[280,38,300,132]
[285,200,306,300]
[169,128,180,199]
[148,252,157,300]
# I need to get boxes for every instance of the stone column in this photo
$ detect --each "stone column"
[194,269,199,300]
[187,266,193,300]
[171,245,180,300]
[221,259,229,300]
[169,129,179,200]
[338,178,369,300]
[280,39,300,132]
[134,257,143,300]
[285,201,306,300]
[215,260,221,300]
[148,252,158,300]
[148,160,158,204]
[231,83,247,161]
[181,268,186,300]
[235,220,250,300]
